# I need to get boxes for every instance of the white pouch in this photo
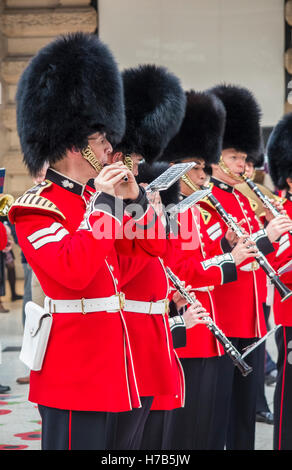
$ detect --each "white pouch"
[19,301,53,371]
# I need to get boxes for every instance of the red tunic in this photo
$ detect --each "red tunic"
[8,172,157,412]
[198,178,269,338]
[270,196,292,326]
[165,204,239,358]
[118,243,185,405]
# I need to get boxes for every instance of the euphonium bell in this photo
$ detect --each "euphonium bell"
[0,194,14,216]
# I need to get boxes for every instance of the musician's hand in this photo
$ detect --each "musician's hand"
[264,198,287,222]
[182,302,210,329]
[225,219,247,247]
[231,236,258,265]
[266,215,292,243]
[94,162,139,199]
[172,284,193,310]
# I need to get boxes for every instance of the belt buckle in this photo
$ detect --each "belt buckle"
[81,297,86,315]
[251,261,259,271]
[118,292,125,310]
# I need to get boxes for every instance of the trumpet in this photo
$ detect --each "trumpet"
[0,194,14,217]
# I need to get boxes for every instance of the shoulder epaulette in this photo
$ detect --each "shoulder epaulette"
[198,206,212,224]
[9,180,65,222]
[200,183,216,211]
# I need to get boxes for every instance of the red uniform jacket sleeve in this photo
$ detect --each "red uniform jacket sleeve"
[11,191,125,291]
[0,222,7,250]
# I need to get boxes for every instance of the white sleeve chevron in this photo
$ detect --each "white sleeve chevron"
[27,222,69,250]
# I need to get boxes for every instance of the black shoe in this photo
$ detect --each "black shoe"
[11,294,23,301]
[256,411,274,425]
[0,384,11,394]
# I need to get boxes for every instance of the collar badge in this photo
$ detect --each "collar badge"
[62,179,74,189]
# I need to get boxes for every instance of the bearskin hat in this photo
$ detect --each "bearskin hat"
[266,113,292,189]
[246,132,265,169]
[136,161,180,207]
[209,83,262,155]
[16,32,125,175]
[114,64,186,163]
[161,90,226,165]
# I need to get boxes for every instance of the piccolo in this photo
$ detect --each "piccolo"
[165,266,253,377]
[201,185,292,303]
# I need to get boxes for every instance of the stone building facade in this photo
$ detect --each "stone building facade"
[0,0,97,199]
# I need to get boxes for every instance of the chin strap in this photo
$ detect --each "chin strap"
[123,154,134,172]
[81,145,103,173]
[218,155,243,182]
[180,173,200,192]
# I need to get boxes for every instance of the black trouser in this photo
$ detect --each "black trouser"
[256,303,271,413]
[274,326,292,450]
[140,409,166,450]
[160,356,219,450]
[209,337,261,450]
[106,396,153,450]
[38,405,108,450]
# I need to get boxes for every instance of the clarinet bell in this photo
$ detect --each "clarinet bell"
[237,359,253,377]
[274,277,292,302]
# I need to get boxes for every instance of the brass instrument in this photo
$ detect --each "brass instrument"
[0,194,14,216]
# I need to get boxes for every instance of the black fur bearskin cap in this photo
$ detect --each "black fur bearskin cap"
[209,83,262,155]
[161,90,226,165]
[114,64,186,163]
[16,32,125,175]
[266,113,292,189]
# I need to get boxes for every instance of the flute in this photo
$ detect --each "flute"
[201,185,292,303]
[166,266,253,377]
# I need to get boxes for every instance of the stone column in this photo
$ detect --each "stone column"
[0,0,97,278]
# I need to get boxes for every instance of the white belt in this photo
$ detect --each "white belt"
[192,286,214,292]
[123,299,169,315]
[240,261,260,272]
[44,293,125,314]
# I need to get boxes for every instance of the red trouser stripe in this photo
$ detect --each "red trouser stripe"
[68,410,72,450]
[278,327,287,450]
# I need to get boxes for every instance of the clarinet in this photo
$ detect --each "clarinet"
[201,185,292,303]
[165,266,253,377]
[241,173,291,228]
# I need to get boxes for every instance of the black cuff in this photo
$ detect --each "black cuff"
[124,187,149,220]
[220,236,233,253]
[251,229,274,256]
[169,299,179,318]
[169,316,187,349]
[202,253,237,284]
[221,258,237,284]
[93,192,124,224]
